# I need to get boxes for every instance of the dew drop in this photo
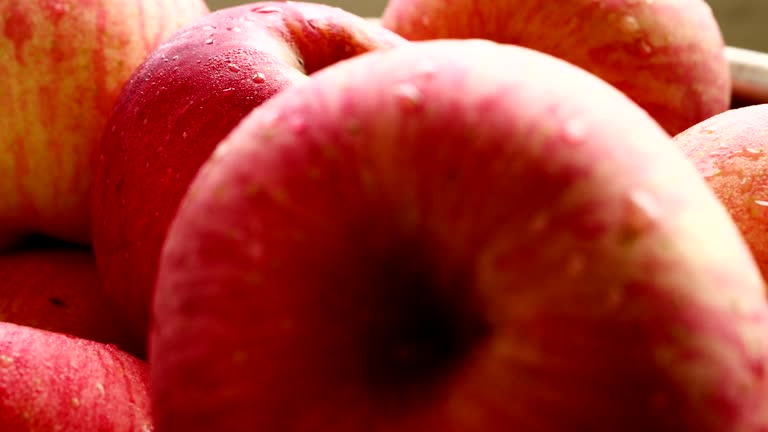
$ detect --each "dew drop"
[563,119,587,142]
[0,355,13,368]
[291,118,308,135]
[204,38,214,45]
[754,200,768,207]
[227,63,241,72]
[621,15,640,32]
[626,189,661,231]
[95,382,105,396]
[636,39,653,55]
[393,83,423,110]
[252,72,266,83]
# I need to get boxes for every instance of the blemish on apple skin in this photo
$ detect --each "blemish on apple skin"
[71,397,80,408]
[95,382,105,397]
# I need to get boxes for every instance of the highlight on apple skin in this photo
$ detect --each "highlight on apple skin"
[150,39,768,431]
[0,322,151,432]
[91,1,407,354]
[673,104,768,281]
[380,0,730,136]
[0,0,210,249]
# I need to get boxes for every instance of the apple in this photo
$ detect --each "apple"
[0,247,136,354]
[380,0,730,136]
[672,104,768,281]
[92,1,407,352]
[150,40,768,431]
[0,0,209,249]
[0,322,151,431]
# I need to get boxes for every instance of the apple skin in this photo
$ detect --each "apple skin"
[672,104,768,281]
[380,0,729,136]
[92,1,407,353]
[0,322,151,431]
[150,40,768,431]
[0,0,210,249]
[0,248,135,354]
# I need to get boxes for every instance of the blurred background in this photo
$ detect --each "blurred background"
[205,0,768,52]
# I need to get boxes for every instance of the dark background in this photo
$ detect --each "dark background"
[204,0,768,52]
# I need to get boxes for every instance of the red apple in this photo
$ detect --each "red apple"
[0,247,135,354]
[672,104,768,281]
[380,0,730,136]
[0,322,151,431]
[150,40,768,431]
[92,1,407,352]
[0,0,209,249]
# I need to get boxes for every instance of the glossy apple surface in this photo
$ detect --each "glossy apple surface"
[92,1,407,352]
[151,40,768,431]
[673,104,768,280]
[381,0,730,136]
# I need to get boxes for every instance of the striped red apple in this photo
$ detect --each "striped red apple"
[0,0,209,249]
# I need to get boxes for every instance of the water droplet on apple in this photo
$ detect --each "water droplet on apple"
[227,25,242,33]
[393,83,423,110]
[252,5,283,13]
[563,119,587,142]
[203,24,217,30]
[636,39,653,55]
[252,72,266,84]
[205,38,214,45]
[0,355,13,368]
[95,382,105,396]
[291,118,308,135]
[625,189,661,232]
[227,63,241,72]
[621,15,640,33]
[172,55,179,61]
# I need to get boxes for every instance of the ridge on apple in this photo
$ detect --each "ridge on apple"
[150,39,768,431]
[92,1,407,353]
[380,0,730,136]
[0,0,210,249]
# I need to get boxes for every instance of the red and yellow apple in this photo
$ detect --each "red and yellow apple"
[0,248,135,354]
[0,322,151,431]
[92,1,407,350]
[150,40,768,431]
[673,104,768,281]
[381,0,730,136]
[0,0,209,248]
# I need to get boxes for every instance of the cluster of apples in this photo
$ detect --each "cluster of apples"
[4,0,768,430]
